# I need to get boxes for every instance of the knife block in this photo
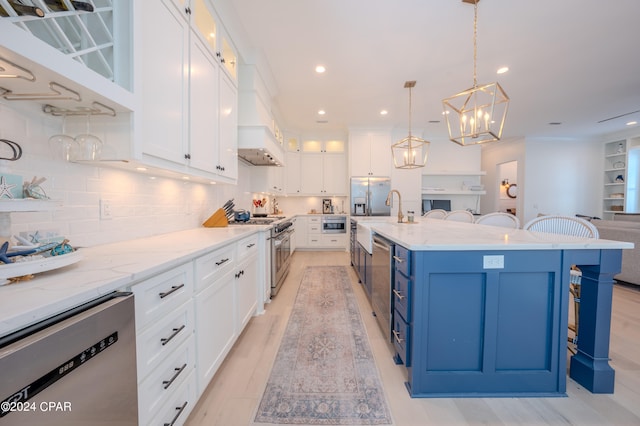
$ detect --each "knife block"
[202,208,229,227]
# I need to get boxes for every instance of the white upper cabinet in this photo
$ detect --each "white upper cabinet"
[299,139,347,195]
[349,130,392,177]
[136,0,238,182]
[138,0,189,166]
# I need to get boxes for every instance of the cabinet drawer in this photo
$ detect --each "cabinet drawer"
[393,272,411,322]
[133,263,193,330]
[138,336,196,426]
[392,309,411,367]
[137,300,194,380]
[236,233,259,258]
[147,370,197,426]
[321,234,348,248]
[308,235,322,246]
[194,244,235,292]
[308,216,321,224]
[308,224,322,233]
[394,245,411,277]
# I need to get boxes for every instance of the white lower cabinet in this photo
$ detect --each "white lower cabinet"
[138,336,196,426]
[194,267,236,393]
[131,262,196,426]
[193,233,260,395]
[131,232,263,425]
[148,370,197,426]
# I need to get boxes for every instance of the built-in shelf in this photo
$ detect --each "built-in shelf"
[0,199,62,213]
[422,189,486,195]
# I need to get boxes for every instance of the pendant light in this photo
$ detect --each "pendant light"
[442,0,509,146]
[392,81,429,169]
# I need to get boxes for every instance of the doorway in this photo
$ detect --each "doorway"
[498,161,518,215]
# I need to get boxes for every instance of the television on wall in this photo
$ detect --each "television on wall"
[422,199,451,215]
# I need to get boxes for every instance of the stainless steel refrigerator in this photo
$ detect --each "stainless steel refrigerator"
[350,177,391,216]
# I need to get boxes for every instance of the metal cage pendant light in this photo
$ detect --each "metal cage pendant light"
[442,0,509,146]
[392,81,429,169]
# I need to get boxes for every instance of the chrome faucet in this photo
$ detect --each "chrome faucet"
[385,190,404,223]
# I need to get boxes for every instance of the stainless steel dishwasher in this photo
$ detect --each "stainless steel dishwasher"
[372,234,394,342]
[0,292,138,425]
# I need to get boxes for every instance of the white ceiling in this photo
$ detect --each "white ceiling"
[218,0,640,141]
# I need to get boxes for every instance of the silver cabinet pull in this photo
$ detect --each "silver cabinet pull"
[158,283,185,299]
[393,255,405,263]
[164,401,188,426]
[393,329,405,344]
[162,363,187,390]
[160,325,185,346]
[215,258,230,266]
[393,289,405,300]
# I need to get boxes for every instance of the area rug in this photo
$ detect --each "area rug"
[254,266,392,425]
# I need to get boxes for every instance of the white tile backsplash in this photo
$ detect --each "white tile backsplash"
[0,103,248,247]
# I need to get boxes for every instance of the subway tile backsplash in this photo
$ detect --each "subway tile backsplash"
[0,103,248,248]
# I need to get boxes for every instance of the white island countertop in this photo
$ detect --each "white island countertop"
[0,226,269,337]
[369,217,634,251]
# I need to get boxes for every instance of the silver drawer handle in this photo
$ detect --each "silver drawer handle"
[158,283,185,299]
[215,257,230,266]
[392,329,405,344]
[393,255,405,263]
[160,325,185,346]
[393,289,405,300]
[164,401,188,426]
[162,363,187,390]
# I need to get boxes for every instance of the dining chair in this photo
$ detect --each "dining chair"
[475,212,521,229]
[422,209,447,219]
[443,210,475,223]
[523,215,599,353]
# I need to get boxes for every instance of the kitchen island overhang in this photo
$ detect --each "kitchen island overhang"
[369,219,632,398]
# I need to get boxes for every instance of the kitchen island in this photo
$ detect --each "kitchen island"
[369,218,632,398]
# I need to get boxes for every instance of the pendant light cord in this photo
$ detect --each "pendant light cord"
[473,1,478,88]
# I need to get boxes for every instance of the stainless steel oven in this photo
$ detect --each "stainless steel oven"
[271,220,294,296]
[0,292,137,425]
[322,215,347,233]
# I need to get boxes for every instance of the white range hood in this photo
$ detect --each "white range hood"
[237,64,285,166]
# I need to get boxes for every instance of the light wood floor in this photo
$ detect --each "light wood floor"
[185,251,640,426]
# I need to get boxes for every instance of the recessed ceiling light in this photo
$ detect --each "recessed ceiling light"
[627,121,638,126]
[497,66,509,74]
[380,110,388,115]
[136,167,147,171]
[315,65,326,73]
[318,110,326,115]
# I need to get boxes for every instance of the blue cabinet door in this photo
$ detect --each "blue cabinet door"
[406,250,568,397]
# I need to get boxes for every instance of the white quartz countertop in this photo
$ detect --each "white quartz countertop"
[0,226,269,337]
[369,217,634,251]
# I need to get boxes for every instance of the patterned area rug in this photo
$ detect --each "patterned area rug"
[254,266,392,425]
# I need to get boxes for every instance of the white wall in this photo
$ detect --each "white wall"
[0,102,251,247]
[523,138,601,222]
[481,137,602,225]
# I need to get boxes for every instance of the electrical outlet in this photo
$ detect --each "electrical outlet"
[483,255,504,269]
[100,199,113,220]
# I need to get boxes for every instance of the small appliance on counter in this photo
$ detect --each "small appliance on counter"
[234,209,251,222]
[322,199,333,214]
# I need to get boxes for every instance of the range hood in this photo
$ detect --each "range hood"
[237,126,284,166]
[237,64,286,166]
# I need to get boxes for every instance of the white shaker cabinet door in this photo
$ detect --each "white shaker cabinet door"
[217,73,238,180]
[188,35,219,174]
[139,0,188,165]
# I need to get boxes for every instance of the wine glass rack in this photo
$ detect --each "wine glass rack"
[0,0,116,83]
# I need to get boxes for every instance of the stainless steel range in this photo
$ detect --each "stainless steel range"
[270,220,294,296]
[228,216,294,297]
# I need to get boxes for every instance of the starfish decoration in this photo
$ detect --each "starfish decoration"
[0,176,16,199]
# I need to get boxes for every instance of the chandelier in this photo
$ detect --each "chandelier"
[392,81,429,169]
[442,0,509,146]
